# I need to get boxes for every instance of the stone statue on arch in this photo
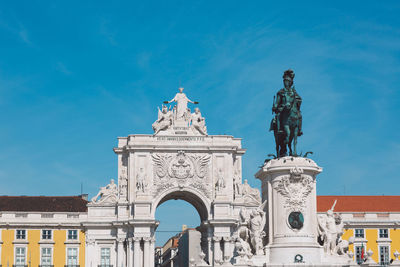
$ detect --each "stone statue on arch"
[164,87,199,125]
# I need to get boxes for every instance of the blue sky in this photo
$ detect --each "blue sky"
[0,1,399,246]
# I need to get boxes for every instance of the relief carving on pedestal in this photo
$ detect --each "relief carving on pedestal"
[273,166,314,211]
[152,151,211,197]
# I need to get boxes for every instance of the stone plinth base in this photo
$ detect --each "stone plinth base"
[256,156,323,265]
[267,243,322,264]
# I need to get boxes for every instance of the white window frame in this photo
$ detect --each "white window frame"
[16,229,27,240]
[67,229,78,241]
[65,246,79,266]
[100,247,112,267]
[41,229,52,241]
[354,228,364,239]
[354,247,366,264]
[15,246,27,266]
[40,246,53,266]
[379,245,390,266]
[379,228,389,239]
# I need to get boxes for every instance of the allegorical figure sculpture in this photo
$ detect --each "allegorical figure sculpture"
[191,107,207,135]
[317,200,345,255]
[235,201,267,258]
[164,87,198,121]
[153,87,207,134]
[270,69,303,157]
[91,179,118,204]
[249,203,267,255]
[152,105,173,134]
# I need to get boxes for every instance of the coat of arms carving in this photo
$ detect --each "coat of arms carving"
[152,151,211,180]
[169,151,194,179]
[273,166,314,211]
[152,151,211,196]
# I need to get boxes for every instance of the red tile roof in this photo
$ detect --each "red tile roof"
[1,195,398,213]
[0,196,87,212]
[317,196,400,213]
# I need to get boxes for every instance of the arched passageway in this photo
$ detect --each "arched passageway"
[155,199,201,245]
[154,188,210,222]
[153,188,212,265]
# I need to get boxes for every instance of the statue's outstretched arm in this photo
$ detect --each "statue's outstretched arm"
[330,200,337,212]
[164,95,177,104]
[188,97,198,104]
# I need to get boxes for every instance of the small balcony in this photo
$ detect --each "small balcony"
[98,265,113,267]
[39,265,54,267]
[13,265,28,267]
[64,265,80,267]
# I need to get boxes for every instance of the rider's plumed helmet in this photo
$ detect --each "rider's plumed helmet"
[283,69,295,82]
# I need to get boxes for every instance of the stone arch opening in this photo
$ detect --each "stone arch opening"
[152,187,211,262]
[152,187,210,222]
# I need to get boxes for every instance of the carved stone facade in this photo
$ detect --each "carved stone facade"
[152,151,212,197]
[84,89,263,267]
[83,89,357,267]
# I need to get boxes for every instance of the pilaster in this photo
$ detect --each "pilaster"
[133,237,142,267]
[116,237,125,267]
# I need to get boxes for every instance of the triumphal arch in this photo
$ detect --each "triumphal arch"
[86,84,358,266]
[86,88,263,267]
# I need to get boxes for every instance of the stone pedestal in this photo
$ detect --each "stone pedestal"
[256,156,322,265]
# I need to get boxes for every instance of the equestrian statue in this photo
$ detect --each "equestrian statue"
[269,69,303,157]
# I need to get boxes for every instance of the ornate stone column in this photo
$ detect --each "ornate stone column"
[256,156,322,264]
[223,236,231,262]
[116,237,125,267]
[133,237,142,267]
[230,237,236,261]
[85,237,95,267]
[143,237,151,267]
[149,237,155,267]
[126,237,133,267]
[213,236,222,264]
[207,236,213,264]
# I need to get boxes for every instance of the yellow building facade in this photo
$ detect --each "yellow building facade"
[1,229,85,267]
[339,228,400,264]
[1,195,400,266]
[318,195,400,265]
[0,196,87,267]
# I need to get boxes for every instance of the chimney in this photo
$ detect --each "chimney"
[80,194,88,201]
